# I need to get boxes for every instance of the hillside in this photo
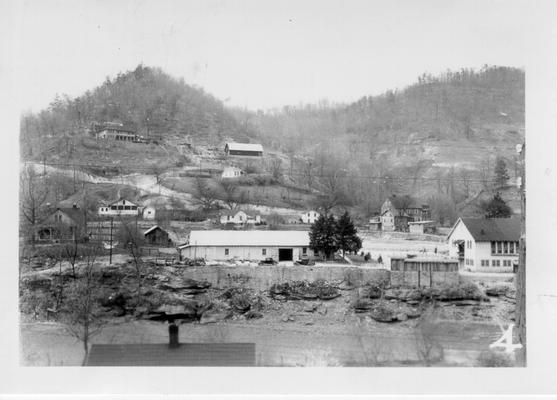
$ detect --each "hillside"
[19,65,524,223]
[243,66,525,219]
[20,65,255,161]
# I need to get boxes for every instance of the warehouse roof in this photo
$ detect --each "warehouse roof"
[179,230,310,249]
[225,142,264,152]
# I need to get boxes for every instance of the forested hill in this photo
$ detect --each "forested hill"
[20,65,254,148]
[250,66,524,153]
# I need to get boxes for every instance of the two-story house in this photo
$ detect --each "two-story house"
[380,195,430,232]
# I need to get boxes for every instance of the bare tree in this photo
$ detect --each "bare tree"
[267,158,283,182]
[116,218,145,305]
[459,168,472,198]
[414,306,444,366]
[301,158,314,189]
[61,245,106,365]
[219,180,245,210]
[20,165,50,245]
[192,177,218,210]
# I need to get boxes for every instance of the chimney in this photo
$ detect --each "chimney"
[168,322,179,348]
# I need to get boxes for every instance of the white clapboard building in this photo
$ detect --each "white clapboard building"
[178,230,314,262]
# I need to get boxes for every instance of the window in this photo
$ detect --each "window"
[117,205,124,210]
[111,206,117,210]
[262,249,266,256]
[131,206,137,210]
[492,259,500,267]
[303,247,307,255]
[225,248,229,256]
[491,242,496,254]
[470,259,474,266]
[124,206,130,210]
[481,260,489,266]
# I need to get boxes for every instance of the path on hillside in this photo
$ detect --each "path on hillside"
[23,162,303,215]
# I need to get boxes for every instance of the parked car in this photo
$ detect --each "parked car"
[295,258,315,266]
[258,257,277,265]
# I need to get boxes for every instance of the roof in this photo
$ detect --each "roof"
[54,207,86,227]
[385,195,425,210]
[450,217,521,242]
[225,142,264,152]
[99,125,135,133]
[180,230,310,249]
[105,198,139,207]
[85,343,255,366]
[143,225,163,236]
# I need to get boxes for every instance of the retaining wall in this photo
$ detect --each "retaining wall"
[180,265,390,291]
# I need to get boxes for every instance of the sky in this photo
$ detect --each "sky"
[6,0,529,112]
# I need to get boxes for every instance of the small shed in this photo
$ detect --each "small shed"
[408,220,436,234]
[390,257,459,288]
[142,206,156,220]
[143,225,172,246]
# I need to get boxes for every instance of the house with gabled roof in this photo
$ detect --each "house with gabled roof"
[37,205,87,241]
[224,142,263,157]
[380,195,430,232]
[219,210,261,225]
[98,199,141,217]
[446,217,520,271]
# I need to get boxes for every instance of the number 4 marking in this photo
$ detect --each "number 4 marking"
[490,323,523,353]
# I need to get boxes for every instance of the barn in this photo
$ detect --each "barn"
[224,142,263,157]
[178,230,313,262]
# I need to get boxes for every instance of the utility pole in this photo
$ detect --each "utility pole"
[109,217,114,265]
[515,142,526,365]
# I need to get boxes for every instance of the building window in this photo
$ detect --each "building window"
[491,242,496,254]
[111,206,117,210]
[225,248,229,256]
[131,206,137,210]
[470,259,474,266]
[262,249,266,256]
[124,206,130,210]
[303,247,307,255]
[492,259,500,267]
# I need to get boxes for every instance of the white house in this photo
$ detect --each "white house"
[219,210,261,225]
[221,166,243,179]
[142,206,156,220]
[98,199,141,217]
[300,210,320,224]
[178,230,314,262]
[446,217,520,272]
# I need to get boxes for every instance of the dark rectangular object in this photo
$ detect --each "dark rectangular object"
[278,248,293,261]
[85,343,256,366]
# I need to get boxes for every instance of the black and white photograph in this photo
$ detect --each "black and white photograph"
[2,0,557,396]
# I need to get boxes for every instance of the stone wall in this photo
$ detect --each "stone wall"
[180,265,390,291]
